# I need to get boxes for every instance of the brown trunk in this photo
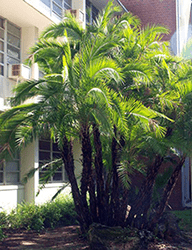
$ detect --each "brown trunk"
[149,155,186,229]
[93,123,106,223]
[108,126,120,226]
[80,125,97,222]
[119,188,129,226]
[126,155,163,229]
[61,136,89,233]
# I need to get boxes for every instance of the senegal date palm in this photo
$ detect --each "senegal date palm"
[1,1,192,233]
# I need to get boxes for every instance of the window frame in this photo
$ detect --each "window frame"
[0,16,21,77]
[0,155,20,185]
[86,0,99,25]
[39,138,67,183]
[40,0,72,19]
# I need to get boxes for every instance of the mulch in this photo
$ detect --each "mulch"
[0,226,192,250]
[0,226,89,250]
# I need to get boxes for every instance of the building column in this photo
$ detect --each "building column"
[20,140,39,203]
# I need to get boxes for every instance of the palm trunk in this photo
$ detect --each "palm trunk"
[108,126,120,226]
[80,125,97,223]
[149,155,186,229]
[126,155,163,229]
[93,123,106,223]
[61,136,89,233]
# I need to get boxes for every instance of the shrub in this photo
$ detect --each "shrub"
[0,194,77,234]
[0,211,8,229]
[0,212,7,241]
[8,203,44,232]
[41,195,77,228]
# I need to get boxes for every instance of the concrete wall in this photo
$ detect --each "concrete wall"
[20,140,39,203]
[0,185,24,212]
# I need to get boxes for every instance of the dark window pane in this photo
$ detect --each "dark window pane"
[0,162,3,170]
[0,65,3,75]
[64,3,71,9]
[7,44,20,59]
[6,161,19,171]
[7,33,20,48]
[65,0,71,7]
[0,172,3,183]
[53,152,61,159]
[7,56,19,65]
[0,29,4,40]
[39,140,50,150]
[7,22,20,37]
[54,0,62,7]
[92,5,99,21]
[86,0,91,8]
[39,151,50,161]
[53,172,62,181]
[57,166,62,171]
[0,53,4,63]
[0,18,4,29]
[0,41,4,51]
[53,3,62,16]
[6,172,19,183]
[52,142,60,151]
[64,169,68,181]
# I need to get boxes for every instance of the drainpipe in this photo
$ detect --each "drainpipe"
[116,0,129,13]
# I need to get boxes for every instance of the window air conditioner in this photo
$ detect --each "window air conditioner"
[66,9,84,23]
[8,64,31,80]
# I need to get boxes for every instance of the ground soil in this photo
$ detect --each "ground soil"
[0,226,192,250]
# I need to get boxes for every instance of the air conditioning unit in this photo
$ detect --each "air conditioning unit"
[66,9,84,23]
[8,64,31,80]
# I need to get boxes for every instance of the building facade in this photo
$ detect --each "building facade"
[0,0,191,211]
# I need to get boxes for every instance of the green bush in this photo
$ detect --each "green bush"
[0,195,77,234]
[41,195,77,228]
[0,211,8,229]
[0,212,7,240]
[54,195,77,226]
[8,203,44,232]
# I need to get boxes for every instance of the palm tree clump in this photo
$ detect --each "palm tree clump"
[1,1,192,233]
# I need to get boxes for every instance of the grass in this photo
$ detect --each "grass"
[172,209,192,231]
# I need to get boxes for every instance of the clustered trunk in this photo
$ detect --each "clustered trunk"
[61,128,186,234]
[80,124,97,223]
[126,155,164,229]
[93,123,106,223]
[61,136,89,233]
[149,155,186,229]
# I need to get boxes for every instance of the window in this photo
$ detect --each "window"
[0,153,20,185]
[39,138,67,183]
[40,0,72,18]
[86,0,99,25]
[0,17,21,76]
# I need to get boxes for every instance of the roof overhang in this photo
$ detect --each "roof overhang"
[0,0,53,33]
